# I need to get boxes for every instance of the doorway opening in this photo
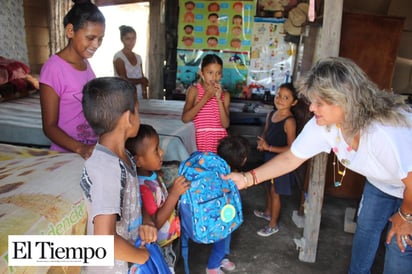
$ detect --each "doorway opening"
[89,2,149,77]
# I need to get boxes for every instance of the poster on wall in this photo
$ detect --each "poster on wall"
[247,17,296,97]
[176,0,255,98]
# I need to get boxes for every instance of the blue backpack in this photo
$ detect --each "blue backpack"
[178,151,243,273]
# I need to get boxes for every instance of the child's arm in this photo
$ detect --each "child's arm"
[182,85,201,122]
[258,117,297,153]
[257,112,271,151]
[283,117,297,147]
[93,214,154,264]
[262,112,271,137]
[140,206,158,245]
[182,85,212,123]
[142,207,155,227]
[40,84,95,159]
[152,175,189,229]
[217,90,231,128]
[138,223,158,246]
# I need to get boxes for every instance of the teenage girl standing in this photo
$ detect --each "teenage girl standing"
[182,54,230,153]
[39,0,105,159]
[254,83,298,236]
[113,25,149,100]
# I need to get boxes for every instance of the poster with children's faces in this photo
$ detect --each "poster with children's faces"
[178,0,255,51]
[176,1,255,98]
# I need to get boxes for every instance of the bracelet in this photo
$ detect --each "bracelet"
[241,172,249,189]
[398,208,412,223]
[250,169,258,186]
[269,146,272,152]
[400,207,412,218]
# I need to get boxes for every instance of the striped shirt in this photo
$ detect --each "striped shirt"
[193,83,227,153]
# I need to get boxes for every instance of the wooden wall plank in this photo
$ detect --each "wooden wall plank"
[148,0,166,99]
[319,0,343,57]
[23,0,49,74]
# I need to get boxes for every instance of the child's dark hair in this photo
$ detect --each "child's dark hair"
[185,1,195,7]
[119,25,136,39]
[64,0,105,31]
[126,124,158,156]
[208,13,219,19]
[279,82,298,101]
[201,54,223,70]
[82,77,136,135]
[279,82,313,134]
[232,14,242,23]
[217,135,250,171]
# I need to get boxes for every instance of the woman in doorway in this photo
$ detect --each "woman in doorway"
[113,25,149,100]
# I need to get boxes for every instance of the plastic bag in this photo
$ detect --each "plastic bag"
[129,238,171,274]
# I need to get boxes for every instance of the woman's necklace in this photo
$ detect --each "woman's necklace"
[333,154,346,187]
[332,124,351,187]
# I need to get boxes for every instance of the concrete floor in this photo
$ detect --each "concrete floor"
[174,179,386,274]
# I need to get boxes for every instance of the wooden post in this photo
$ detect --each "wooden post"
[294,0,343,263]
[148,0,166,99]
[318,0,343,58]
[295,153,328,262]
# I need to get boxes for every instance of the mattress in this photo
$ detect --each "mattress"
[0,92,50,147]
[139,98,185,117]
[0,143,86,273]
[0,95,196,161]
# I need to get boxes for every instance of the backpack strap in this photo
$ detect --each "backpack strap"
[181,226,190,274]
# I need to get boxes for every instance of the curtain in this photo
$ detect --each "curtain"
[48,0,72,54]
[0,0,28,63]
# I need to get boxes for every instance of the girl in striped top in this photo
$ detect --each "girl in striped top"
[182,54,230,153]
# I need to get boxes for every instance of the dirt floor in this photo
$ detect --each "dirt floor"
[174,182,386,274]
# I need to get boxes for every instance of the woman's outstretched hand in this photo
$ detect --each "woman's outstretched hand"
[222,172,248,190]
